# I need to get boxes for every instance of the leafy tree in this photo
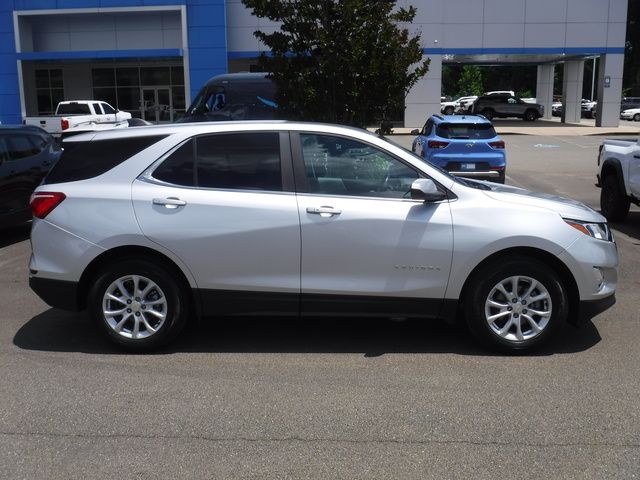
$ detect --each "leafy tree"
[457,66,484,96]
[241,0,429,127]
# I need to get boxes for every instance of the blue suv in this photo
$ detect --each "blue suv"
[411,115,506,183]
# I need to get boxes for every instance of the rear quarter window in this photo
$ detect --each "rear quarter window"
[43,135,167,184]
[436,123,497,140]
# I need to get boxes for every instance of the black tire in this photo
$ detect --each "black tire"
[600,174,630,222]
[464,256,568,353]
[633,113,640,122]
[524,109,538,121]
[444,106,454,115]
[495,171,506,184]
[88,258,189,351]
[481,109,494,121]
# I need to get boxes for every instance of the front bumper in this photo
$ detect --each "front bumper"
[577,294,616,323]
[558,234,618,303]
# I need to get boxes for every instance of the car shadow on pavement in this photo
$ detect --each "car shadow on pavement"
[0,222,30,248]
[610,211,640,243]
[14,308,601,357]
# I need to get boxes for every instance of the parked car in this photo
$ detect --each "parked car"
[440,96,477,115]
[620,108,640,122]
[597,136,640,221]
[552,102,563,117]
[581,100,597,119]
[410,114,506,183]
[180,73,278,122]
[24,101,131,139]
[471,94,544,121]
[0,125,61,227]
[620,97,640,112]
[456,96,478,114]
[29,121,617,353]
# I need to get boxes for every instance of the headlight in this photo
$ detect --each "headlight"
[564,219,613,241]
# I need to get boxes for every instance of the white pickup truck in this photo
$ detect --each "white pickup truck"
[597,137,640,221]
[24,101,131,139]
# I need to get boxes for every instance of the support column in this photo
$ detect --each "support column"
[405,54,441,128]
[536,64,554,120]
[561,60,584,124]
[595,54,624,127]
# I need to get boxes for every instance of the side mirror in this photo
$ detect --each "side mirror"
[411,178,447,202]
[410,129,420,135]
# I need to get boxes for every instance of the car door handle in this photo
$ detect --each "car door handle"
[306,206,342,216]
[153,197,186,208]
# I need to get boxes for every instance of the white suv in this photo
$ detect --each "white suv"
[29,122,618,352]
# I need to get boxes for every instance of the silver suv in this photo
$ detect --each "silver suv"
[29,122,618,353]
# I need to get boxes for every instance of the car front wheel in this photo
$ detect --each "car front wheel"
[634,113,640,122]
[465,257,567,353]
[481,109,494,120]
[524,110,538,121]
[89,258,189,351]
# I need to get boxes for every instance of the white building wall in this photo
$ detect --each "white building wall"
[223,0,627,127]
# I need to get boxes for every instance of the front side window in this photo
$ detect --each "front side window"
[152,132,282,192]
[101,103,116,114]
[92,103,103,114]
[300,134,418,199]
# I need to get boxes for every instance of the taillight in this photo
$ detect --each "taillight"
[30,192,66,219]
[61,118,69,130]
[428,140,449,149]
[489,141,505,149]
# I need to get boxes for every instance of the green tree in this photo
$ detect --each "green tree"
[241,0,429,127]
[458,66,484,96]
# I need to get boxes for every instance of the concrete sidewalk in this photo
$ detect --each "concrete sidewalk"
[386,118,640,136]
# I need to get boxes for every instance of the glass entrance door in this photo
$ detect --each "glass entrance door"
[141,87,173,123]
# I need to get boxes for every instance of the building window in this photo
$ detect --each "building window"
[92,66,186,122]
[35,69,64,115]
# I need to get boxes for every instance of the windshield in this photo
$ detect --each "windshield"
[185,81,277,117]
[382,135,491,190]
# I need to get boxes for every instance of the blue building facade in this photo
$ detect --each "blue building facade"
[0,0,227,124]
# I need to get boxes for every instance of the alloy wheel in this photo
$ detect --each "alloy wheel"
[484,275,552,342]
[102,274,168,340]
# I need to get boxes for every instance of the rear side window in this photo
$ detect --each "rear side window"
[151,132,282,191]
[436,123,497,140]
[56,103,91,115]
[44,135,167,184]
[6,135,41,160]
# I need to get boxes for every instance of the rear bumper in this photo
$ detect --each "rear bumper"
[29,276,82,311]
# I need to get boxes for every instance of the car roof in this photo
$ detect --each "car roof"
[430,114,491,125]
[204,72,270,87]
[0,124,49,133]
[61,120,380,144]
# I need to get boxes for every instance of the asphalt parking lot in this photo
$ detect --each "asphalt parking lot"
[1,133,640,479]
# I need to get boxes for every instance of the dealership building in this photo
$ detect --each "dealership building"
[0,0,628,127]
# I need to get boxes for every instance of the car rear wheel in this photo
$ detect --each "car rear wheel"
[633,113,640,122]
[89,258,189,351]
[464,257,567,353]
[524,110,538,121]
[481,109,494,121]
[600,174,630,222]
